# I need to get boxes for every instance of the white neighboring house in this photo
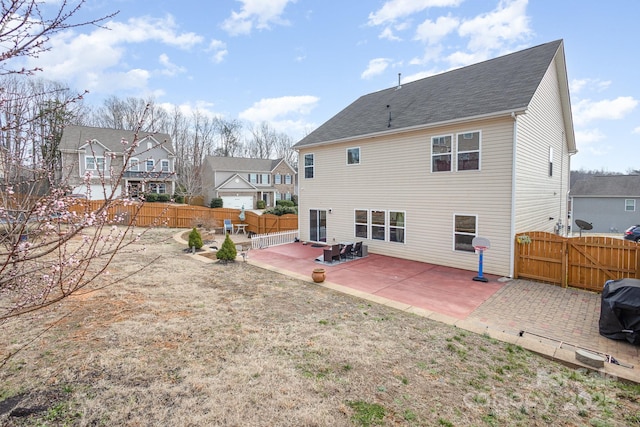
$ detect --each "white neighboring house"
[58,125,176,200]
[200,156,297,209]
[293,40,577,277]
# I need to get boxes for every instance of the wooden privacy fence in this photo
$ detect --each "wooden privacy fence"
[69,201,298,235]
[514,231,640,292]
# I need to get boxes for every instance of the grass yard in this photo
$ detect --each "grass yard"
[1,228,639,426]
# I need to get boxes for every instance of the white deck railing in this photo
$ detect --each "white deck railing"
[251,229,299,249]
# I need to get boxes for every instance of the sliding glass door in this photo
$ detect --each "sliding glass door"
[309,209,327,242]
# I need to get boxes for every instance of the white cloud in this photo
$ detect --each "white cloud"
[207,40,228,63]
[633,126,640,134]
[361,58,391,79]
[26,15,203,94]
[368,0,463,26]
[379,27,402,41]
[575,128,606,146]
[159,54,187,76]
[457,0,532,56]
[573,97,638,126]
[221,0,296,36]
[570,78,612,95]
[414,15,459,44]
[239,95,319,123]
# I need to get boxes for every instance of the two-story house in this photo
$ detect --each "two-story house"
[200,156,296,209]
[293,40,576,277]
[58,125,176,200]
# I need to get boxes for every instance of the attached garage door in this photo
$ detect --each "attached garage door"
[222,196,253,209]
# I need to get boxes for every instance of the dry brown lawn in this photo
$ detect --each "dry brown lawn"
[1,227,639,426]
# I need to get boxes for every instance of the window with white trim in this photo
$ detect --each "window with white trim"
[161,160,170,172]
[149,183,166,194]
[389,211,405,243]
[625,199,636,212]
[261,173,270,184]
[457,131,480,171]
[454,214,477,252]
[304,154,314,179]
[371,210,386,241]
[347,147,360,165]
[85,156,105,171]
[431,135,452,172]
[355,209,368,239]
[146,159,155,172]
[275,174,281,184]
[249,173,257,184]
[285,174,292,184]
[128,158,139,171]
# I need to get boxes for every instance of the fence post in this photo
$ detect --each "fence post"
[561,237,568,288]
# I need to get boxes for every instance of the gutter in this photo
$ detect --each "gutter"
[295,107,528,150]
[508,111,520,278]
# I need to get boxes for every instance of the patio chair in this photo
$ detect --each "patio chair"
[224,219,233,234]
[323,244,340,263]
[340,243,353,261]
[351,241,363,258]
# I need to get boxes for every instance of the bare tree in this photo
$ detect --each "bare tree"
[0,2,169,339]
[213,117,243,157]
[92,96,170,132]
[246,121,276,159]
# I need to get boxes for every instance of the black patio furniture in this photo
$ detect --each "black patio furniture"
[323,244,340,263]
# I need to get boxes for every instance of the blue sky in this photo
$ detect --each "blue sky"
[26,0,639,172]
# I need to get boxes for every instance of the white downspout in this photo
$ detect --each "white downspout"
[508,112,518,278]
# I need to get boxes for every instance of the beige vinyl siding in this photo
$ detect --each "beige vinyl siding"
[514,56,571,234]
[298,116,515,276]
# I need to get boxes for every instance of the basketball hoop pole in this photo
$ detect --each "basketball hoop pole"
[473,246,488,282]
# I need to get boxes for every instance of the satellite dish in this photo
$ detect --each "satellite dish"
[575,219,593,237]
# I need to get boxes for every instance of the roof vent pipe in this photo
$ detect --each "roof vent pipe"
[396,73,402,90]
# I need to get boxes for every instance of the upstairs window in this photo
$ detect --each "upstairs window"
[625,199,636,212]
[161,160,170,172]
[249,173,257,184]
[431,135,452,172]
[261,173,270,184]
[285,174,292,185]
[275,174,281,184]
[85,156,105,171]
[347,147,360,165]
[304,154,314,179]
[128,158,139,171]
[457,131,480,171]
[146,159,155,172]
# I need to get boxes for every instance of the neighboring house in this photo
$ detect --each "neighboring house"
[58,125,176,200]
[293,40,576,277]
[200,156,297,209]
[570,175,640,234]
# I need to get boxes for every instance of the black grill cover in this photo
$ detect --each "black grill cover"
[599,278,640,345]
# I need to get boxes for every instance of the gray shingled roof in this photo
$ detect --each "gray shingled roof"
[295,40,564,148]
[571,175,640,197]
[204,156,284,173]
[59,125,174,154]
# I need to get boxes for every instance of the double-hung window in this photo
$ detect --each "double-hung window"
[389,211,405,243]
[454,214,477,252]
[146,159,155,172]
[248,173,257,184]
[285,175,292,184]
[261,173,270,184]
[355,209,368,239]
[85,156,105,172]
[625,199,636,212]
[457,131,480,171]
[371,210,386,241]
[128,158,139,171]
[161,160,170,172]
[274,174,281,184]
[431,135,452,172]
[304,154,314,179]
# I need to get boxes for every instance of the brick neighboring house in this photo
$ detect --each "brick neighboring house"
[58,125,176,200]
[201,156,296,209]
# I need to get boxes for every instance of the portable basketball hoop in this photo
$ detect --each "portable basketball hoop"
[472,236,491,282]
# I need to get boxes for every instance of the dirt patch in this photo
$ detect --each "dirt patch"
[1,227,639,426]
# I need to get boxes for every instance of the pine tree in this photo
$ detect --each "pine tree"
[188,227,203,250]
[216,233,238,263]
